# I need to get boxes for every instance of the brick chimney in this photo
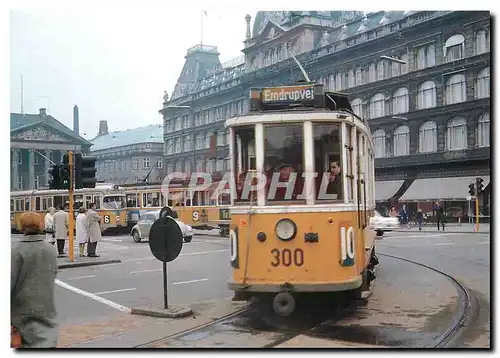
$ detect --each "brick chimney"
[98,120,108,136]
[39,108,47,118]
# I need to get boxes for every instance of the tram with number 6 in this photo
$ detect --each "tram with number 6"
[226,82,379,316]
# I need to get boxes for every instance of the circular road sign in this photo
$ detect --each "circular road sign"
[148,215,183,263]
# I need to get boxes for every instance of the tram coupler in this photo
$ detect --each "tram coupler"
[272,292,296,317]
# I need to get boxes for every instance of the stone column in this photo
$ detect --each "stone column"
[28,149,35,190]
[45,149,52,186]
[12,149,19,191]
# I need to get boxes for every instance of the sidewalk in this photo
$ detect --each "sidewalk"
[56,242,121,269]
[392,223,490,234]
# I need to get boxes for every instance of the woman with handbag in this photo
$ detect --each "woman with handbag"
[11,212,59,348]
[44,207,56,245]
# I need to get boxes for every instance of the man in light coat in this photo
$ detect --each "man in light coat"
[86,203,102,257]
[52,205,68,257]
[75,206,89,257]
[44,207,56,246]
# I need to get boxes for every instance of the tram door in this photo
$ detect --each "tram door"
[356,131,367,229]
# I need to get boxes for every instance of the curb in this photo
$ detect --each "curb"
[57,259,121,269]
[131,306,193,319]
[392,230,489,235]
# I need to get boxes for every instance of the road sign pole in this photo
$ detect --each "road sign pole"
[163,261,168,309]
[68,151,75,262]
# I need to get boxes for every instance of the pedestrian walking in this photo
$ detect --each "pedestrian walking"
[434,201,445,231]
[52,205,68,257]
[389,206,398,218]
[44,207,56,246]
[399,204,410,229]
[75,207,89,257]
[11,212,59,348]
[416,209,424,231]
[86,203,101,257]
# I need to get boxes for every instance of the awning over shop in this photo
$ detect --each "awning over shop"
[399,176,490,201]
[375,180,404,202]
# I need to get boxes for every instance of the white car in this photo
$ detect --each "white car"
[370,210,399,237]
[130,209,194,243]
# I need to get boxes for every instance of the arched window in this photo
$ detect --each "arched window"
[445,74,466,104]
[417,81,437,109]
[373,129,386,158]
[335,72,342,91]
[351,98,363,117]
[392,87,409,115]
[475,67,490,99]
[418,121,437,153]
[369,93,385,119]
[444,34,465,62]
[175,160,183,173]
[184,161,191,174]
[376,61,384,80]
[416,44,436,69]
[401,54,409,74]
[347,69,355,88]
[393,125,410,156]
[196,158,204,172]
[167,162,174,174]
[206,159,213,173]
[368,63,376,82]
[475,30,488,55]
[356,68,363,86]
[205,132,211,148]
[195,134,203,150]
[477,113,490,148]
[447,117,468,150]
[328,74,335,91]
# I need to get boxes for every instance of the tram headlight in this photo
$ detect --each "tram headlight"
[275,219,297,241]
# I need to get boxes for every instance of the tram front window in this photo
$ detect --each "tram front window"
[264,124,305,203]
[313,123,343,201]
[234,126,256,204]
[102,195,126,209]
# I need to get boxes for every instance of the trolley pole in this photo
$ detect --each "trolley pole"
[68,151,75,262]
[475,182,480,232]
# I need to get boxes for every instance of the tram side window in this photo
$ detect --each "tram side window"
[313,123,343,201]
[85,195,93,209]
[54,196,63,208]
[126,194,137,207]
[25,198,30,211]
[234,126,256,204]
[345,124,355,202]
[35,197,41,211]
[63,196,69,210]
[10,199,14,212]
[94,196,101,209]
[42,198,47,211]
[15,199,24,212]
[263,124,305,203]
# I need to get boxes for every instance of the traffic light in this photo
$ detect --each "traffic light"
[468,182,475,196]
[60,153,71,189]
[476,177,484,195]
[74,153,97,189]
[48,165,61,189]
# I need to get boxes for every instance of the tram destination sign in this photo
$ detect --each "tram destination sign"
[261,84,316,109]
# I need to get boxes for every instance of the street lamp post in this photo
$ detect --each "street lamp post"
[162,105,194,175]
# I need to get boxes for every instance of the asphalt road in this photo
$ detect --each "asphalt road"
[377,230,491,348]
[53,233,231,326]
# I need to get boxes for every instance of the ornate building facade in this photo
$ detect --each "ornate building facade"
[10,106,91,191]
[161,11,490,217]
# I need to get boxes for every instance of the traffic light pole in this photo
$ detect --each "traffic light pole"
[475,183,480,232]
[68,151,75,262]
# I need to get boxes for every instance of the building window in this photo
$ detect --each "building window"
[216,159,224,171]
[34,152,40,165]
[446,117,468,150]
[205,132,211,148]
[351,98,363,117]
[376,61,384,80]
[185,161,191,173]
[476,113,490,148]
[392,87,409,115]
[445,74,466,105]
[369,93,385,119]
[143,157,150,169]
[217,131,225,146]
[167,163,174,174]
[196,158,204,172]
[175,161,183,172]
[355,68,363,86]
[418,121,437,153]
[401,54,409,74]
[133,157,139,170]
[475,67,490,99]
[165,139,173,155]
[156,157,163,168]
[34,175,40,189]
[206,160,213,173]
[347,69,355,88]
[444,34,465,62]
[335,72,342,91]
[328,74,335,91]
[196,134,203,149]
[391,60,401,77]
[368,63,376,82]
[475,30,488,55]
[373,129,386,158]
[174,137,181,153]
[416,44,436,69]
[18,151,22,164]
[393,125,410,156]
[183,135,191,151]
[417,81,437,109]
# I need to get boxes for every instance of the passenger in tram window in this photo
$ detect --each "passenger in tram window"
[326,160,343,200]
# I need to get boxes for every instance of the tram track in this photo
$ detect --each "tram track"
[136,253,477,349]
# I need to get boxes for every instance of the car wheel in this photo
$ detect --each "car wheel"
[183,236,192,243]
[132,230,142,243]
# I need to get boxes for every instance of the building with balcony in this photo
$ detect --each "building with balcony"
[162,10,490,218]
[90,120,164,185]
[10,106,91,191]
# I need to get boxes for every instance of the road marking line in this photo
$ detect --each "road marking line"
[435,243,454,246]
[67,275,96,281]
[172,278,208,285]
[102,238,124,242]
[93,288,136,295]
[179,249,229,256]
[55,279,131,313]
[130,269,162,274]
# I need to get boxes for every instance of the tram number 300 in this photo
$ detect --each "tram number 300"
[270,248,304,267]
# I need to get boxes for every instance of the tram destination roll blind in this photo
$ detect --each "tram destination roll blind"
[261,84,315,109]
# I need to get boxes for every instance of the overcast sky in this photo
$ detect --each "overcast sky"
[10,7,254,138]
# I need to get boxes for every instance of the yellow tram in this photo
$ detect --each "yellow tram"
[123,181,231,236]
[226,83,379,315]
[10,183,128,233]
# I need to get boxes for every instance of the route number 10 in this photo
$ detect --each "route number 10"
[340,226,355,267]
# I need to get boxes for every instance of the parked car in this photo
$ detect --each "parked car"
[369,210,399,237]
[130,209,194,243]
